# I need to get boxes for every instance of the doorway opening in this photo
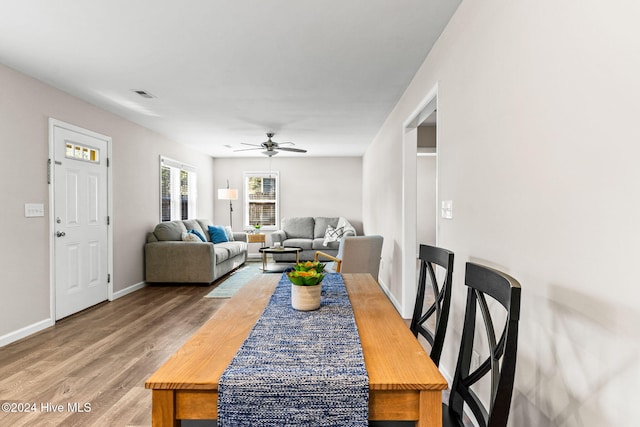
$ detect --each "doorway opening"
[400,85,438,318]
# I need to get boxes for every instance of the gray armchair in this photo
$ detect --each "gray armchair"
[315,235,384,282]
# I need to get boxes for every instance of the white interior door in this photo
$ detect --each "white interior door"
[52,122,109,320]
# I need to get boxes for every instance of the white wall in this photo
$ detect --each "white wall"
[213,157,363,255]
[363,1,640,425]
[0,63,215,343]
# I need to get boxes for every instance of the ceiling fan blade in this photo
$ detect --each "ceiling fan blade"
[277,147,307,153]
[233,147,263,152]
[239,134,306,155]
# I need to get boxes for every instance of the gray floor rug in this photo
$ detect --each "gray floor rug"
[205,262,261,298]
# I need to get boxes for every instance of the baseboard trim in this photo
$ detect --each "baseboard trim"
[1,281,146,348]
[112,281,146,300]
[0,318,54,348]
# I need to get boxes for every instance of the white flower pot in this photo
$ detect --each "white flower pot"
[291,283,322,311]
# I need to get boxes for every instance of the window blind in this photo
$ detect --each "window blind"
[160,156,197,222]
[244,172,278,229]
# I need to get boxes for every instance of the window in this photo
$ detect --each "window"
[244,171,279,230]
[65,142,100,163]
[160,156,197,222]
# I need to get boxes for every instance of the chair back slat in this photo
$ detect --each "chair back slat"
[475,290,500,401]
[410,244,454,366]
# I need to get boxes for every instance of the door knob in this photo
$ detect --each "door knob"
[56,231,66,237]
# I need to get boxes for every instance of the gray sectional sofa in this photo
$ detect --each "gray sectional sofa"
[145,219,248,284]
[270,216,356,262]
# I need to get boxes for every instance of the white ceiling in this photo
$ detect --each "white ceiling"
[0,0,460,157]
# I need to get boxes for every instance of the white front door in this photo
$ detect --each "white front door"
[52,120,110,320]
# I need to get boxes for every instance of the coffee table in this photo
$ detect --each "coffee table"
[258,246,302,272]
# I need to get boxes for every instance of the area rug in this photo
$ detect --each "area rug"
[205,262,261,298]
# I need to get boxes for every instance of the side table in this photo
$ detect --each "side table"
[247,233,266,247]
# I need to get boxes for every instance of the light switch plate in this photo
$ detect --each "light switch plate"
[25,203,45,217]
[441,200,453,219]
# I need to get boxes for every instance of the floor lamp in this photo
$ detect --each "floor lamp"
[217,180,238,228]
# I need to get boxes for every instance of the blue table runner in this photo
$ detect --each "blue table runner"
[218,273,369,426]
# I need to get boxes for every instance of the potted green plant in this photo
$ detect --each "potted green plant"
[286,262,325,311]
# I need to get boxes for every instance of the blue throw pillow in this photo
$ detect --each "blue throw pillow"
[188,229,206,242]
[208,225,229,244]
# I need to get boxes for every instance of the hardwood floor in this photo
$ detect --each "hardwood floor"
[0,282,227,426]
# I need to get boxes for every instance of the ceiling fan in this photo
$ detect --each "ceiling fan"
[234,133,307,157]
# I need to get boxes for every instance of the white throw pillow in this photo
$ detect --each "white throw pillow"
[323,225,345,246]
[181,231,201,242]
[337,217,356,236]
[224,225,235,241]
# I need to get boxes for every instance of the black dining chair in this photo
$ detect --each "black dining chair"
[443,262,522,427]
[409,244,454,367]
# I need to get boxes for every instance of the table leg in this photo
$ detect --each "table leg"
[417,390,442,427]
[262,251,267,272]
[295,251,299,263]
[151,389,179,427]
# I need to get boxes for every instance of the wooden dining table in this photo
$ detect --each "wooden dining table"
[145,273,447,426]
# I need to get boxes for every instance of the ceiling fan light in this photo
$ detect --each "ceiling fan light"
[262,150,278,156]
